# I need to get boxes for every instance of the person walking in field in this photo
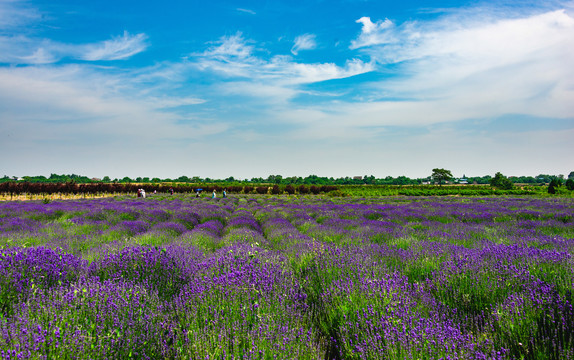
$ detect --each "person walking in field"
[141,189,146,198]
[169,187,174,195]
[223,189,227,198]
[212,189,216,199]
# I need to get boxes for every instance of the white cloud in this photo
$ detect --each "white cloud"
[180,33,376,106]
[0,1,148,64]
[0,0,40,30]
[278,58,374,85]
[236,8,256,15]
[148,97,206,108]
[17,47,58,64]
[350,17,395,49]
[202,32,254,60]
[0,65,215,147]
[0,32,149,65]
[334,8,574,128]
[193,33,373,89]
[81,31,148,61]
[291,33,317,55]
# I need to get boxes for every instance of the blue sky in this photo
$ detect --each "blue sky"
[1,0,573,179]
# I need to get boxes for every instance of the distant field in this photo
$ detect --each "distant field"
[1,195,573,359]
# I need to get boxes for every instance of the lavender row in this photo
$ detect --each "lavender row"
[1,195,573,359]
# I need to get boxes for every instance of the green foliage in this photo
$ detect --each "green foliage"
[548,179,559,194]
[431,168,453,185]
[566,179,574,191]
[490,172,514,190]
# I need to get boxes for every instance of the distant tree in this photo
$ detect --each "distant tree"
[393,176,410,185]
[102,176,111,182]
[120,177,132,183]
[565,179,574,191]
[431,168,453,186]
[267,175,282,184]
[568,171,574,180]
[364,175,376,185]
[490,172,514,190]
[548,179,559,194]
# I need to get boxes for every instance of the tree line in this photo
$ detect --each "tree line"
[2,171,573,186]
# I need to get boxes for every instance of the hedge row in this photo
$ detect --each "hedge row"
[0,182,338,197]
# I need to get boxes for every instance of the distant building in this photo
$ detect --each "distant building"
[91,178,101,182]
[353,176,362,180]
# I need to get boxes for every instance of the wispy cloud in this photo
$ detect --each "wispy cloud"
[0,64,215,143]
[202,32,254,60]
[0,32,149,64]
[81,31,148,61]
[236,8,256,15]
[194,33,373,86]
[291,33,317,55]
[0,0,41,30]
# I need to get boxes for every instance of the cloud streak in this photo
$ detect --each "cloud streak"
[193,33,373,89]
[236,8,256,15]
[291,33,317,55]
[0,32,148,64]
[0,0,41,30]
[81,31,149,61]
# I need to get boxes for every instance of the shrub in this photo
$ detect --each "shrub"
[285,184,295,195]
[490,172,514,190]
[298,185,309,194]
[256,186,268,194]
[548,179,559,194]
[271,185,281,195]
[243,186,254,194]
[229,185,243,193]
[320,185,338,193]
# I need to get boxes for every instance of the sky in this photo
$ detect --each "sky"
[1,0,573,180]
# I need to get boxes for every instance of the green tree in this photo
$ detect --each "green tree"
[490,172,514,190]
[565,179,574,191]
[267,175,283,184]
[431,168,453,186]
[548,179,558,194]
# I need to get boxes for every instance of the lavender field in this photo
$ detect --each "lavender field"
[1,195,573,359]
